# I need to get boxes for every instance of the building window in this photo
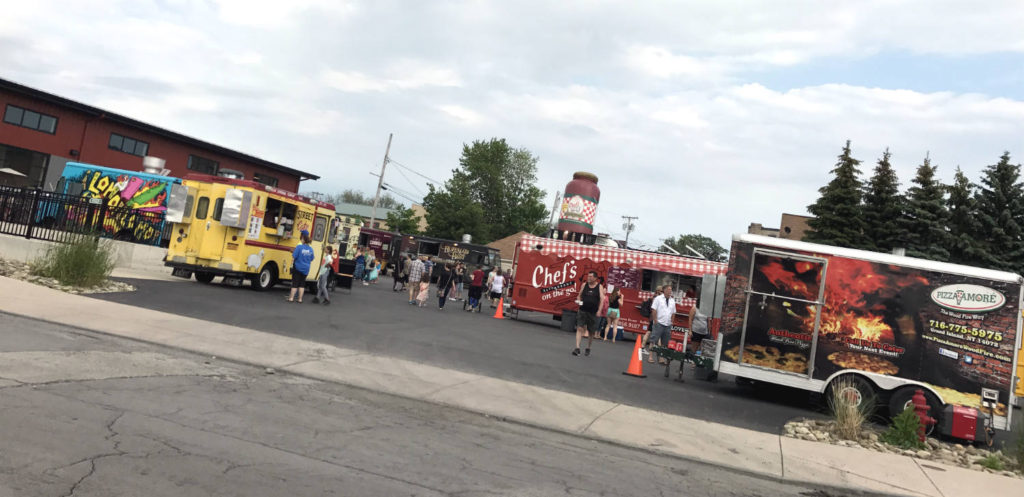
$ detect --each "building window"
[187,154,219,175]
[253,173,278,187]
[3,104,58,134]
[108,133,149,157]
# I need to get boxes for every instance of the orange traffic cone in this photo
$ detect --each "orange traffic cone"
[622,334,646,378]
[493,297,505,319]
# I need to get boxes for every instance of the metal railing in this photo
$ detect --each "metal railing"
[0,186,167,246]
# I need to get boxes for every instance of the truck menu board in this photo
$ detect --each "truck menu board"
[721,239,1020,418]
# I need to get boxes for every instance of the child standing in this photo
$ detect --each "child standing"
[314,246,334,305]
[416,280,431,307]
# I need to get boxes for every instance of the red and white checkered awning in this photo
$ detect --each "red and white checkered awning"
[517,235,727,277]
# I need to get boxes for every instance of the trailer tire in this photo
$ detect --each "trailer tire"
[888,386,942,436]
[194,272,215,284]
[252,264,277,291]
[825,374,877,412]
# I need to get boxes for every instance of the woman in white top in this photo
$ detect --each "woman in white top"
[489,271,505,307]
[314,247,335,305]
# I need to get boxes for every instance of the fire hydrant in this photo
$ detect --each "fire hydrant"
[912,389,937,442]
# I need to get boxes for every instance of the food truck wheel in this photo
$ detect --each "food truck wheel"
[194,272,215,284]
[888,386,942,435]
[826,374,877,412]
[251,264,278,291]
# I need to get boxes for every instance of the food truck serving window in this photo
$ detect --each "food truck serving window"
[641,269,701,301]
[195,197,210,220]
[263,197,297,231]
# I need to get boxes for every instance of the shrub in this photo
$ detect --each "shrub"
[978,453,1005,471]
[30,235,115,287]
[828,376,876,440]
[880,407,926,450]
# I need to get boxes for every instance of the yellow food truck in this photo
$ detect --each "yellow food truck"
[164,174,338,290]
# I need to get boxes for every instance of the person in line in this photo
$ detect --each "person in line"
[287,230,314,303]
[313,245,334,305]
[422,256,434,284]
[407,254,424,305]
[362,251,376,286]
[688,299,709,353]
[603,287,622,342]
[437,263,457,310]
[648,285,675,364]
[489,269,506,308]
[467,265,485,311]
[640,285,661,349]
[451,263,465,301]
[353,248,365,282]
[486,267,500,307]
[596,281,609,341]
[393,254,408,292]
[369,258,380,284]
[416,278,431,307]
[572,271,605,357]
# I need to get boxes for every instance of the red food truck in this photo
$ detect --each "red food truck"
[509,235,728,341]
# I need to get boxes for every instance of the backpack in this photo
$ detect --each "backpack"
[639,297,653,318]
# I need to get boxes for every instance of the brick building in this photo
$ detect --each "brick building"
[0,78,317,192]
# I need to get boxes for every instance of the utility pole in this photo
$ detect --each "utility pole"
[621,215,638,248]
[369,133,392,229]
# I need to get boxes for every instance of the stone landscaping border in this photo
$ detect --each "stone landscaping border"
[0,258,135,295]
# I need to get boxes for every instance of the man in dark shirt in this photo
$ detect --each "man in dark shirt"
[467,266,486,311]
[573,270,605,357]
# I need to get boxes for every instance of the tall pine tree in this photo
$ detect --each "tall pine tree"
[862,148,903,252]
[972,152,1024,272]
[898,153,949,261]
[946,166,981,265]
[806,140,867,248]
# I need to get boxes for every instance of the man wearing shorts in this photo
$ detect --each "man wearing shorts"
[573,271,605,357]
[648,285,675,363]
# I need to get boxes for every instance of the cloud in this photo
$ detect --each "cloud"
[2,0,1023,250]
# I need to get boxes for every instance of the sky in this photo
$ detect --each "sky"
[3,0,1024,250]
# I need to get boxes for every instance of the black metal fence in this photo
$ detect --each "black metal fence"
[0,185,168,246]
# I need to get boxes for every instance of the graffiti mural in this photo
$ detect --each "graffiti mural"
[59,164,177,245]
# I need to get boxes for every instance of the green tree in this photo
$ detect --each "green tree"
[663,234,728,262]
[806,140,868,248]
[972,152,1024,272]
[947,166,981,265]
[898,153,949,261]
[862,148,904,252]
[424,138,548,243]
[422,184,488,242]
[384,207,422,235]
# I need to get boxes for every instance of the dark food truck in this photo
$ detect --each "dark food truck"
[396,234,500,281]
[715,234,1022,443]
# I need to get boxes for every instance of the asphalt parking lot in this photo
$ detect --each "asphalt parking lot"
[92,274,829,434]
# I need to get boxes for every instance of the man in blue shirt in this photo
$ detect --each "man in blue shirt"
[287,230,315,303]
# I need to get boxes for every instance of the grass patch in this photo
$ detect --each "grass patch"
[1013,421,1024,472]
[880,407,926,450]
[978,453,1005,471]
[30,235,115,288]
[828,376,876,440]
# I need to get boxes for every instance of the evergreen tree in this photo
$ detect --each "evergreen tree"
[862,148,904,252]
[806,140,868,248]
[972,152,1024,272]
[899,153,950,261]
[946,167,981,265]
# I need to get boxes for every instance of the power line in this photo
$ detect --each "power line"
[394,166,426,196]
[387,158,444,187]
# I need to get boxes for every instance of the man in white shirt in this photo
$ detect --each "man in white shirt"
[647,285,675,363]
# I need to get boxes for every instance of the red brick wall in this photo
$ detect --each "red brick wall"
[1,89,300,192]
